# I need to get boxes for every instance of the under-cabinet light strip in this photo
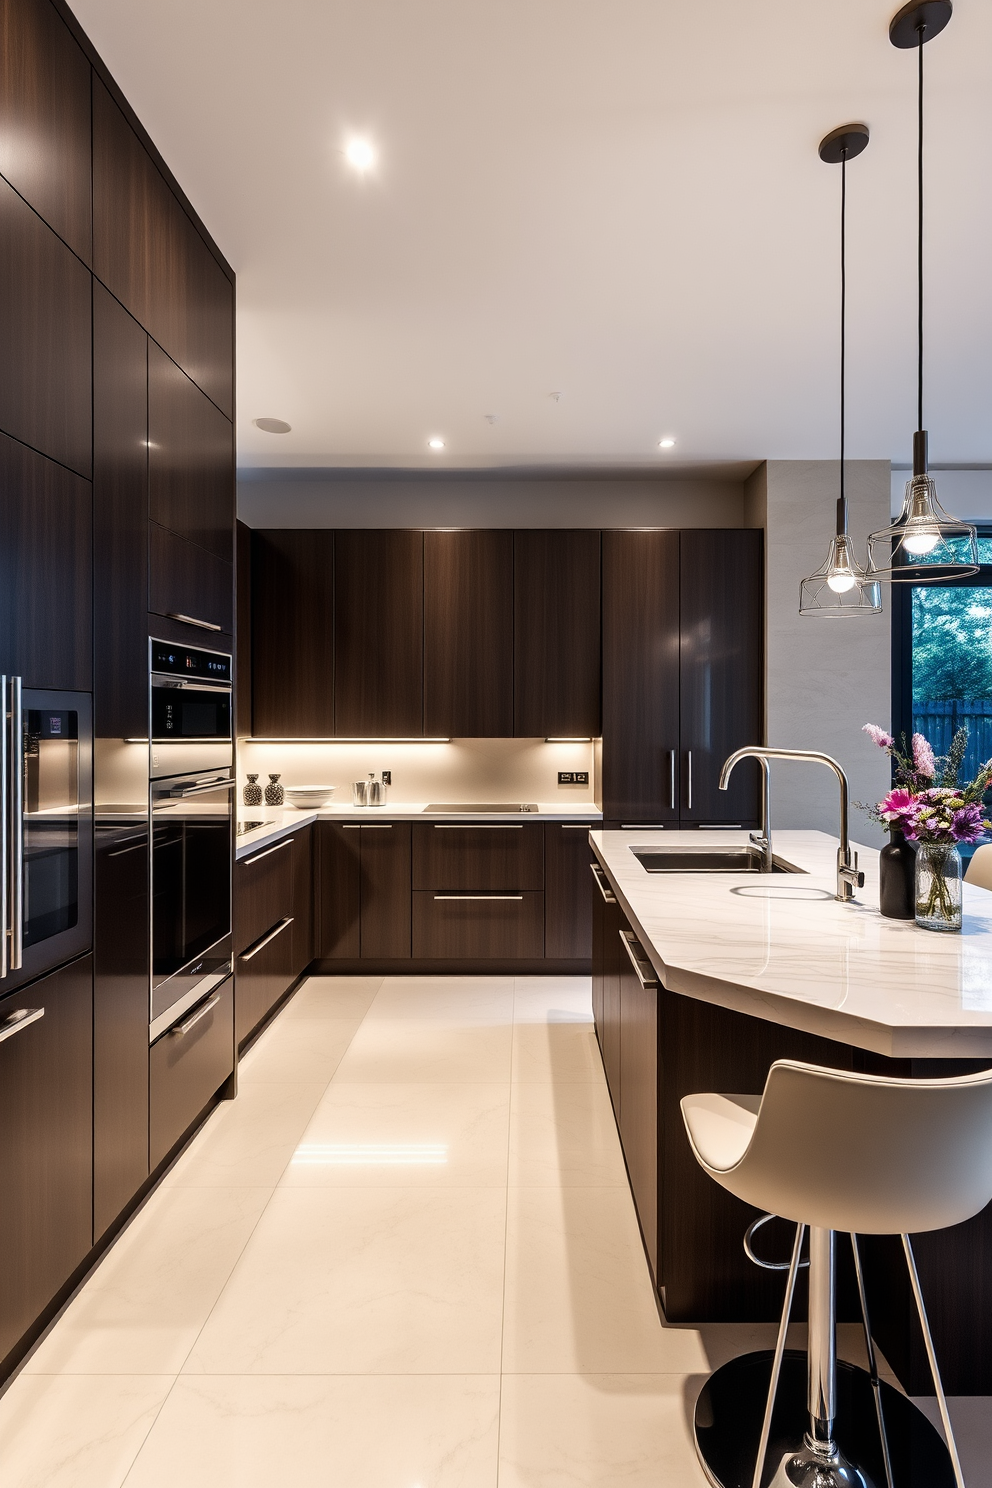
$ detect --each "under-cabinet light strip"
[244,737,451,743]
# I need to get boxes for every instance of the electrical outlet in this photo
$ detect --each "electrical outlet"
[558,771,589,786]
[381,770,391,786]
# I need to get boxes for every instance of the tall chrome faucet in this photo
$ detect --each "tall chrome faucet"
[719,747,865,902]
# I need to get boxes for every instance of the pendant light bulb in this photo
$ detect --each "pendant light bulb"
[903,530,940,556]
[799,123,881,619]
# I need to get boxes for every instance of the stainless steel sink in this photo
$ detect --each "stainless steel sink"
[631,846,805,875]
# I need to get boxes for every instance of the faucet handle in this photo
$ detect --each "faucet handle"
[839,852,865,891]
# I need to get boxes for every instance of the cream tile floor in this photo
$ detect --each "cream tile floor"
[1,974,988,1486]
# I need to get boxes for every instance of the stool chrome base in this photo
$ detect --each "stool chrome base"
[694,1351,955,1488]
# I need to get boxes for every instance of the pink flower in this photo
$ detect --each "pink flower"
[912,733,936,779]
[879,788,916,823]
[863,724,895,749]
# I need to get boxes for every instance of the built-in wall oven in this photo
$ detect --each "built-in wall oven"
[1,679,92,992]
[149,642,234,1042]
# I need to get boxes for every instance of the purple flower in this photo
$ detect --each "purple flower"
[950,803,989,844]
[863,724,895,749]
[912,733,936,779]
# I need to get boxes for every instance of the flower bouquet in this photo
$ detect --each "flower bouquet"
[861,724,992,930]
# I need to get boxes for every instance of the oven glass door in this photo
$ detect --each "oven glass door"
[3,687,92,992]
[151,682,232,742]
[151,773,233,1025]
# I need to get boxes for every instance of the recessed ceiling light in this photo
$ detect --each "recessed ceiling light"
[344,137,376,172]
[428,437,445,450]
[254,417,292,434]
[658,437,676,449]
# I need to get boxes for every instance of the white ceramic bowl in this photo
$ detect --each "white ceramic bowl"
[285,785,337,809]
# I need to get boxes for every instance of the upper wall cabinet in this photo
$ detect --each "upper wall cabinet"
[148,343,234,563]
[92,80,234,418]
[334,531,424,738]
[424,530,512,738]
[251,529,334,739]
[514,530,602,738]
[0,0,91,261]
[679,529,763,824]
[0,428,91,690]
[602,530,680,824]
[0,174,91,475]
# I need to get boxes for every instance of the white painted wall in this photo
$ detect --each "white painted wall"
[748,460,892,836]
[890,467,992,520]
[237,470,747,529]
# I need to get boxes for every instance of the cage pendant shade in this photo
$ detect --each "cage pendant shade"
[867,3,978,583]
[800,505,882,617]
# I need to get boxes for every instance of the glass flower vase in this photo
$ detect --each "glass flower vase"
[914,843,963,932]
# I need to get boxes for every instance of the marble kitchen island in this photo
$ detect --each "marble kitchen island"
[589,828,992,1397]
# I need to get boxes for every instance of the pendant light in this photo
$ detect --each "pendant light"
[866,0,978,583]
[800,124,882,617]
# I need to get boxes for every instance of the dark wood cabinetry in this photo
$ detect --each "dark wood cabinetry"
[148,521,233,637]
[679,529,763,824]
[92,78,234,419]
[424,530,512,737]
[544,822,597,959]
[0,0,92,261]
[251,530,335,738]
[316,823,361,958]
[617,929,660,1280]
[591,861,622,1110]
[0,956,93,1374]
[291,824,314,974]
[334,531,424,737]
[0,173,91,475]
[94,825,149,1240]
[602,530,680,825]
[413,891,544,958]
[0,428,91,690]
[149,977,234,1168]
[148,342,234,563]
[359,824,412,958]
[413,822,544,891]
[235,828,311,1046]
[514,530,601,738]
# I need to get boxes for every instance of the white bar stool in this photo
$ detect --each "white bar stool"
[681,1059,992,1488]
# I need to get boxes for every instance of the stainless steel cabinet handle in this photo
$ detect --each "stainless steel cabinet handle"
[172,993,220,1037]
[240,916,294,961]
[243,838,293,865]
[342,824,361,830]
[668,749,676,810]
[360,824,393,829]
[0,1006,44,1044]
[590,863,617,904]
[10,676,23,970]
[561,824,595,830]
[433,824,524,830]
[0,673,7,981]
[166,611,222,632]
[174,778,235,798]
[686,750,693,811]
[620,929,659,989]
[433,894,524,901]
[107,838,148,858]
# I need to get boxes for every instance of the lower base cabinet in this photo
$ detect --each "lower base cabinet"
[412,891,544,958]
[617,930,660,1281]
[0,956,93,1370]
[591,862,622,1112]
[235,826,313,1046]
[149,977,234,1169]
[235,916,295,1045]
[545,822,597,958]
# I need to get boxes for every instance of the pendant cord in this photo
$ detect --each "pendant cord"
[918,25,924,435]
[838,149,847,534]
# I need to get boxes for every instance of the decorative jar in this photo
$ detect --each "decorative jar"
[915,842,963,932]
[879,828,915,920]
[264,773,285,806]
[243,773,263,807]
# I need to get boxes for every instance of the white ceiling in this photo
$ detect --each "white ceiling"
[71,0,992,471]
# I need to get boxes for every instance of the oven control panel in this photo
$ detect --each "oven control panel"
[150,641,232,683]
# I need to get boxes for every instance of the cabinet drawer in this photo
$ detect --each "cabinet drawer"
[235,912,296,1045]
[149,977,234,1170]
[234,833,296,954]
[148,521,234,636]
[413,822,544,891]
[413,891,544,958]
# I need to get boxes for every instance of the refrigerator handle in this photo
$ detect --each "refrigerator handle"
[0,675,7,980]
[10,676,23,970]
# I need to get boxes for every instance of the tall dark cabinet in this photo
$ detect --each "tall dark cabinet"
[251,530,335,738]
[334,530,424,737]
[424,529,513,737]
[514,530,602,738]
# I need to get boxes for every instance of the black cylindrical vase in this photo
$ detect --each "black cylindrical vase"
[879,828,916,919]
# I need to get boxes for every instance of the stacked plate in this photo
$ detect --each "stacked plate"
[285,785,337,809]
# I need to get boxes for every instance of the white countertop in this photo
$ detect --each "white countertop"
[590,828,992,1059]
[237,802,602,859]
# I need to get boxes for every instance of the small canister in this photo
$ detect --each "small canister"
[367,773,383,807]
[352,779,368,807]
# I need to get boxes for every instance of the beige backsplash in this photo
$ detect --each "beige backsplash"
[237,737,596,806]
